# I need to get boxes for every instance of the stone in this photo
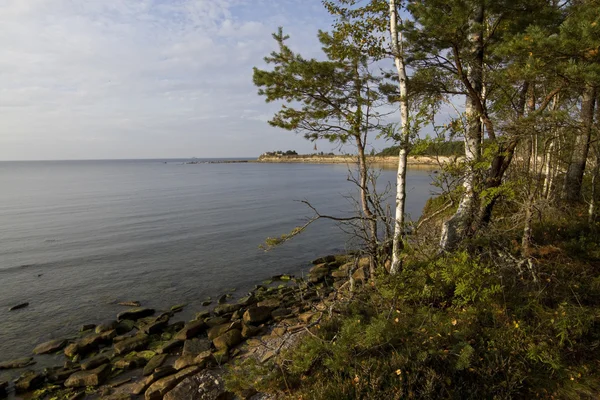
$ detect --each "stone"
[201,300,212,307]
[68,391,86,400]
[33,338,67,355]
[237,294,257,307]
[257,298,280,309]
[156,339,184,354]
[331,269,347,279]
[143,354,167,376]
[213,303,242,316]
[173,355,196,370]
[65,364,111,388]
[167,321,185,333]
[117,308,155,322]
[81,323,96,332]
[15,371,44,392]
[260,351,276,363]
[81,355,109,370]
[149,365,177,381]
[212,349,229,364]
[195,311,210,320]
[217,295,227,304]
[298,312,316,324]
[243,307,272,325]
[212,329,242,350]
[174,320,206,340]
[8,302,29,311]
[194,351,214,368]
[241,323,261,338]
[170,304,186,313]
[352,267,367,282]
[272,327,287,337]
[110,377,132,388]
[114,356,147,370]
[0,357,35,370]
[312,255,336,264]
[205,316,229,327]
[116,320,135,334]
[101,393,132,400]
[207,323,235,341]
[271,308,292,319]
[144,366,200,400]
[96,320,118,333]
[182,338,211,356]
[118,301,141,307]
[164,370,229,400]
[46,366,80,383]
[114,335,148,355]
[0,380,7,395]
[141,316,169,335]
[113,332,137,343]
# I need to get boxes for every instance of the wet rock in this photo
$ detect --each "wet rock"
[195,311,210,320]
[182,338,211,356]
[114,335,148,355]
[117,308,155,322]
[113,332,137,343]
[272,327,287,337]
[81,324,96,332]
[164,369,230,400]
[0,357,35,370]
[217,295,227,304]
[68,391,86,400]
[65,364,111,388]
[67,331,115,357]
[15,371,44,392]
[201,300,212,307]
[156,339,184,354]
[208,322,240,341]
[46,367,80,383]
[118,301,141,307]
[113,356,146,370]
[81,355,109,371]
[212,329,242,350]
[174,320,207,340]
[173,355,195,370]
[144,365,200,400]
[33,338,67,355]
[241,323,262,338]
[331,269,347,279]
[143,354,167,376]
[102,393,132,400]
[312,255,336,264]
[205,316,229,327]
[170,304,186,313]
[243,307,272,325]
[213,303,242,316]
[96,321,118,334]
[167,321,185,333]
[237,295,257,307]
[8,302,29,311]
[141,316,169,335]
[257,298,280,309]
[116,320,135,334]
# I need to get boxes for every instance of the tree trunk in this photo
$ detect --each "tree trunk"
[564,84,597,202]
[356,135,378,274]
[440,4,484,251]
[389,0,409,275]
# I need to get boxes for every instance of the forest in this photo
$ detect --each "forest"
[223,0,600,399]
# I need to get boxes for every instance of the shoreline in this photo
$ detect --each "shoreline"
[254,154,454,166]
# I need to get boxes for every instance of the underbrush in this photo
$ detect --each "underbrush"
[225,215,600,399]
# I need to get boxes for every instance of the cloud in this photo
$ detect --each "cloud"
[0,0,339,160]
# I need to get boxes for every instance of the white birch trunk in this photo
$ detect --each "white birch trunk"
[389,0,410,275]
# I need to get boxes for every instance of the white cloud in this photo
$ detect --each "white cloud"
[0,0,337,160]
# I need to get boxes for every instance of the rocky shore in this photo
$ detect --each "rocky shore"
[256,154,453,166]
[0,254,365,400]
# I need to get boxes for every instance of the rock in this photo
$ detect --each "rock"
[47,368,80,383]
[96,321,118,333]
[194,351,214,368]
[182,338,211,356]
[110,377,132,388]
[257,298,280,309]
[149,365,177,381]
[331,269,347,279]
[207,323,236,341]
[205,316,229,327]
[298,312,317,324]
[213,303,242,316]
[0,357,35,370]
[68,391,86,400]
[118,301,141,307]
[15,371,44,392]
[113,332,137,343]
[114,356,146,370]
[102,393,132,400]
[261,351,276,363]
[156,339,184,354]
[173,355,196,370]
[243,307,272,325]
[141,316,169,335]
[117,308,155,322]
[8,302,29,311]
[81,323,96,332]
[312,255,336,264]
[271,308,292,319]
[217,295,227,304]
[212,349,229,364]
[231,310,243,320]
[114,335,148,355]
[33,338,67,355]
[164,370,229,400]
[237,294,257,307]
[81,355,109,370]
[272,327,287,337]
[144,366,200,400]
[241,323,262,338]
[67,331,116,357]
[170,304,186,313]
[352,267,367,282]
[174,320,206,340]
[65,364,111,388]
[116,320,135,334]
[0,380,7,395]
[212,329,242,350]
[195,311,210,320]
[143,354,167,376]
[201,300,212,307]
[167,321,185,333]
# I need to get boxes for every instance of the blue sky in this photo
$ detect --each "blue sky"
[0,0,402,160]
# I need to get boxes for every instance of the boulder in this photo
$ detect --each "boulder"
[241,323,262,338]
[144,366,200,400]
[257,298,280,309]
[182,338,212,356]
[174,320,206,340]
[312,255,336,264]
[212,329,242,350]
[117,308,155,322]
[352,267,367,282]
[141,316,169,335]
[243,307,272,325]
[208,322,240,341]
[116,320,135,334]
[205,316,229,327]
[114,335,148,355]
[65,364,111,388]
[81,354,109,370]
[15,371,45,392]
[195,311,210,320]
[46,367,80,383]
[143,354,167,376]
[213,303,242,316]
[164,370,230,400]
[96,321,118,333]
[33,338,67,355]
[156,339,184,354]
[80,323,96,332]
[237,294,257,307]
[0,357,35,370]
[331,269,347,279]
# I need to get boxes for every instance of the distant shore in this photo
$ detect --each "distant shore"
[255,154,454,166]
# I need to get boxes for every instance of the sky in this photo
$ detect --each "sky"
[1,0,399,161]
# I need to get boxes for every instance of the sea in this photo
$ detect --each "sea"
[0,158,436,372]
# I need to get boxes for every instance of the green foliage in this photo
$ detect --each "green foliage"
[379,140,464,157]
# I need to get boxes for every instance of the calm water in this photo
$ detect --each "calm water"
[0,159,434,369]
